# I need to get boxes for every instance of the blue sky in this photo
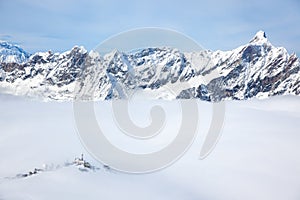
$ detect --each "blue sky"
[1,0,299,55]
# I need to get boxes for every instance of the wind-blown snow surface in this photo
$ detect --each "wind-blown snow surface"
[0,95,300,200]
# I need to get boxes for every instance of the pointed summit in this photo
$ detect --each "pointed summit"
[249,30,268,44]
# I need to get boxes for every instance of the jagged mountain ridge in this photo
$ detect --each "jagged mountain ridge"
[0,31,299,101]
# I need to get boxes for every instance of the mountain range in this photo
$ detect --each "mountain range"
[0,31,299,101]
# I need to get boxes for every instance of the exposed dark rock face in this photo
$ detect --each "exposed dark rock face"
[0,31,299,101]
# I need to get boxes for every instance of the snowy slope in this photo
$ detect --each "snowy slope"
[0,31,299,101]
[0,41,30,63]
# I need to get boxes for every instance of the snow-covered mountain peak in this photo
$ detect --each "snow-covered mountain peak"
[249,30,268,44]
[60,46,87,58]
[70,46,87,54]
[0,41,30,63]
[103,49,122,59]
